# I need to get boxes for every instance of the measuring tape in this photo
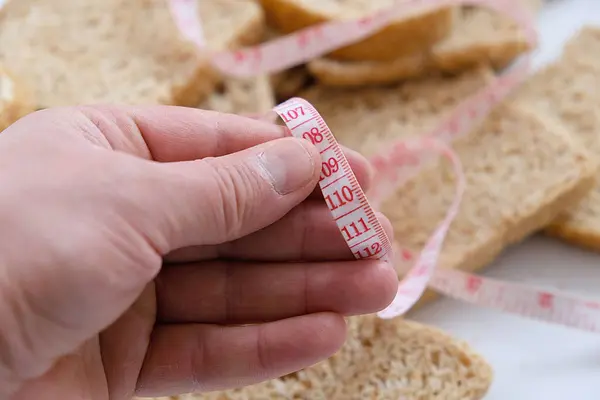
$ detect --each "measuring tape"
[169,0,600,332]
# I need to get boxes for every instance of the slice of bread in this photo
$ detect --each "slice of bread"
[301,67,495,155]
[300,68,596,307]
[0,65,36,132]
[307,0,541,87]
[257,0,455,62]
[0,0,264,108]
[509,26,600,250]
[145,316,493,399]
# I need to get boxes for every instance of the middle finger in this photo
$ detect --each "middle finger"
[156,259,398,324]
[165,205,394,262]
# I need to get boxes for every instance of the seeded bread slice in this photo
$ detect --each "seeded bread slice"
[307,0,541,87]
[509,26,600,251]
[300,68,596,307]
[0,0,264,108]
[257,0,455,62]
[145,316,493,399]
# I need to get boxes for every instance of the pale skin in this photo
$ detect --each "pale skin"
[0,105,398,400]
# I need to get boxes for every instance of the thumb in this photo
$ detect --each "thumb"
[139,136,322,252]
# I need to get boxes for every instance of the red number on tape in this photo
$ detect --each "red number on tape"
[302,127,324,145]
[320,157,339,180]
[354,242,382,259]
[538,292,554,309]
[280,106,306,123]
[466,276,483,294]
[341,217,371,242]
[325,185,354,210]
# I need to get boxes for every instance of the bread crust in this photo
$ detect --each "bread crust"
[258,0,455,62]
[306,3,538,87]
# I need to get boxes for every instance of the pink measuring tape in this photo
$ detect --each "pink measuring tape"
[169,0,600,332]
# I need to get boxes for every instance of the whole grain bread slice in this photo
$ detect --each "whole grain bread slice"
[508,26,600,250]
[257,0,455,62]
[307,0,541,87]
[300,67,596,307]
[0,0,264,108]
[144,316,493,399]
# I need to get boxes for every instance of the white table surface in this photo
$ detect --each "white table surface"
[409,1,600,398]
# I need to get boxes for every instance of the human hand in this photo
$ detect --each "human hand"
[0,105,398,400]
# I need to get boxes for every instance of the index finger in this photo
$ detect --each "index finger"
[77,104,289,162]
[77,105,374,192]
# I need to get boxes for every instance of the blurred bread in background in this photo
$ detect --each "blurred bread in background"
[258,0,455,61]
[306,0,542,87]
[0,0,263,109]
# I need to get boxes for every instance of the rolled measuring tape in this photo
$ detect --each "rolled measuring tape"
[169,0,600,333]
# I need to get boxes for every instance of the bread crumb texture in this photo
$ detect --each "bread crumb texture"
[258,0,454,61]
[510,26,600,250]
[0,0,263,108]
[142,316,493,399]
[307,0,542,87]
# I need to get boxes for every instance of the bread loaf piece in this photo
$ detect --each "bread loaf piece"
[0,65,36,131]
[300,67,596,306]
[509,26,600,250]
[0,0,264,108]
[301,67,494,154]
[307,0,541,87]
[258,0,455,62]
[145,316,493,399]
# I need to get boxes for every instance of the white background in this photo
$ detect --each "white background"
[410,1,600,398]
